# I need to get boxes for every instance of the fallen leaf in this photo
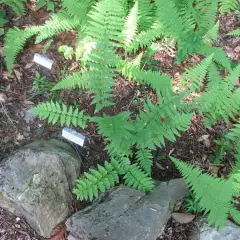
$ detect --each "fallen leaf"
[197,135,211,147]
[0,93,7,103]
[25,62,34,69]
[29,44,43,52]
[172,212,195,224]
[155,162,165,170]
[50,223,67,240]
[14,69,22,81]
[24,100,35,105]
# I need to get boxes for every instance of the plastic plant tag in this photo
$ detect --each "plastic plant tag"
[33,53,53,70]
[62,128,85,146]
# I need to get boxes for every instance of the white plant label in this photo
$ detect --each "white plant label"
[33,53,53,70]
[62,128,85,146]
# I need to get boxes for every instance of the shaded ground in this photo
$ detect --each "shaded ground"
[0,4,239,240]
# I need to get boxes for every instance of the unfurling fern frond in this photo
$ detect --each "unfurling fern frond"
[171,157,233,229]
[219,0,238,13]
[93,112,135,157]
[227,29,240,37]
[31,101,88,128]
[52,71,89,91]
[136,148,153,176]
[73,161,120,201]
[35,11,79,43]
[123,1,139,46]
[179,55,214,91]
[124,163,154,191]
[4,27,39,72]
[86,0,125,45]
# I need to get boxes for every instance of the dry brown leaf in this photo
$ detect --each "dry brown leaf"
[24,100,35,105]
[14,69,22,81]
[172,212,195,224]
[50,223,67,240]
[197,135,211,147]
[0,93,7,103]
[29,44,43,52]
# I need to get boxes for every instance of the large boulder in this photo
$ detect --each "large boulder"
[198,218,240,240]
[66,179,187,240]
[0,139,81,238]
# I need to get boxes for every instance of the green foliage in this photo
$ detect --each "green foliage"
[33,71,54,95]
[58,45,74,60]
[219,0,239,14]
[31,101,88,128]
[0,0,26,16]
[171,157,233,229]
[227,29,240,36]
[136,148,153,176]
[37,0,55,12]
[184,191,202,213]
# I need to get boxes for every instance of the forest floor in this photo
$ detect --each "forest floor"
[0,4,240,240]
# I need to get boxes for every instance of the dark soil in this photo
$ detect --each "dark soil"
[0,4,239,240]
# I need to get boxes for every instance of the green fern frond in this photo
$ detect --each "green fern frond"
[52,71,89,91]
[123,1,139,46]
[136,148,153,176]
[138,0,156,31]
[155,0,183,40]
[200,46,232,71]
[124,163,154,191]
[198,65,240,124]
[31,101,88,128]
[204,21,219,43]
[4,27,39,72]
[121,60,172,92]
[62,0,93,22]
[35,11,79,43]
[93,112,135,157]
[219,0,238,14]
[73,161,120,201]
[227,122,240,141]
[86,0,125,45]
[179,54,214,91]
[227,29,240,36]
[126,23,164,53]
[134,97,192,149]
[171,157,233,229]
[0,0,26,16]
[229,207,240,225]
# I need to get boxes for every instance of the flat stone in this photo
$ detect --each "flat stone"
[67,179,187,240]
[0,139,81,238]
[198,218,240,240]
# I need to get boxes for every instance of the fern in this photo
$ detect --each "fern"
[93,112,135,157]
[227,29,240,37]
[52,71,89,91]
[198,64,240,124]
[0,0,26,16]
[134,97,192,149]
[124,163,154,191]
[122,1,139,46]
[138,0,156,31]
[227,122,240,141]
[171,157,233,229]
[73,160,120,201]
[219,0,239,13]
[4,27,39,72]
[179,54,214,91]
[62,0,93,22]
[31,101,88,128]
[136,148,153,176]
[85,0,125,45]
[35,11,80,43]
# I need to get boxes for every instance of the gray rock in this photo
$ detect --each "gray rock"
[67,179,187,240]
[0,140,81,238]
[198,218,240,240]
